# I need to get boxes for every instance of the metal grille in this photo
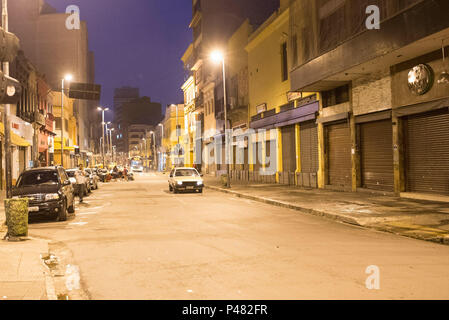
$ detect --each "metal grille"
[327,122,351,188]
[300,120,319,173]
[406,109,449,195]
[360,119,394,191]
[282,125,297,173]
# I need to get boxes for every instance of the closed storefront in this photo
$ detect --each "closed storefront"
[405,109,449,195]
[299,120,318,187]
[359,119,394,191]
[281,125,296,172]
[326,122,351,188]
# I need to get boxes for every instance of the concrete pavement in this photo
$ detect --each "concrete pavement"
[22,172,449,299]
[203,176,449,245]
[0,237,50,300]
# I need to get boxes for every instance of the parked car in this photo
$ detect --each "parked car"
[168,167,204,193]
[66,169,90,195]
[12,166,75,221]
[85,168,99,190]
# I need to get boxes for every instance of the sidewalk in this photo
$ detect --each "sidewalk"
[0,191,52,300]
[204,176,449,245]
[0,237,51,300]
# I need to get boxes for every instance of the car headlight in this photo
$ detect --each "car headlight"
[45,193,60,201]
[197,181,203,186]
[177,181,183,185]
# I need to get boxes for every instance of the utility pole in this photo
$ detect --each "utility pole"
[61,79,64,168]
[221,56,230,188]
[2,0,11,198]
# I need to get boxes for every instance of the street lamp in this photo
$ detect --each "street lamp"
[158,123,164,171]
[97,107,109,168]
[105,121,112,156]
[107,128,115,160]
[61,74,73,168]
[210,50,230,188]
[149,131,157,171]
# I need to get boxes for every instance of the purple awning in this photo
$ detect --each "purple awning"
[250,101,319,129]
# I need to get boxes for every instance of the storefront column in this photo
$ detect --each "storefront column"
[317,92,326,189]
[276,128,282,183]
[295,123,301,185]
[392,115,405,195]
[350,115,359,192]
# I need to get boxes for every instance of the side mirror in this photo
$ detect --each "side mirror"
[64,180,71,186]
[200,174,204,177]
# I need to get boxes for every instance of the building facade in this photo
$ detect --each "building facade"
[286,0,449,197]
[8,0,96,164]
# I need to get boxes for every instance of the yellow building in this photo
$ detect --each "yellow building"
[162,104,185,170]
[246,4,319,186]
[52,91,78,168]
[181,75,197,167]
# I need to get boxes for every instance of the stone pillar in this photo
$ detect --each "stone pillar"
[392,115,405,195]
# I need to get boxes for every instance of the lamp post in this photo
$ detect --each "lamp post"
[149,131,157,171]
[211,50,230,188]
[60,74,73,168]
[97,107,109,168]
[142,137,147,171]
[107,128,114,162]
[105,122,111,155]
[158,123,164,171]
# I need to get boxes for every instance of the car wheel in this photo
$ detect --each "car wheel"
[58,199,68,221]
[173,188,178,194]
[169,184,173,192]
[199,188,203,194]
[68,197,75,213]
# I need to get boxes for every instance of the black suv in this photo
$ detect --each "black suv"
[12,166,75,221]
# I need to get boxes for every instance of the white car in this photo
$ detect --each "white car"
[168,167,204,194]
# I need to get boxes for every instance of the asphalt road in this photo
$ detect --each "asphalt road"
[28,173,449,299]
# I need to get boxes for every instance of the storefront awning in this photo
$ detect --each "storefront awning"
[250,101,319,129]
[0,123,31,147]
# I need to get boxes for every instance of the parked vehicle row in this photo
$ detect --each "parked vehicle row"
[12,166,103,222]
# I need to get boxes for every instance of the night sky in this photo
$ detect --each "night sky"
[46,0,193,121]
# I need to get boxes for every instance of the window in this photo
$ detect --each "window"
[281,42,288,82]
[322,84,349,108]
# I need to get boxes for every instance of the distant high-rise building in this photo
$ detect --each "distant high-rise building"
[113,88,162,153]
[7,0,97,161]
[113,87,140,153]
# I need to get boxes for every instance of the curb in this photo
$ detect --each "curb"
[205,185,361,226]
[205,185,449,246]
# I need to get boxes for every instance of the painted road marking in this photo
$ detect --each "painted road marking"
[69,222,88,226]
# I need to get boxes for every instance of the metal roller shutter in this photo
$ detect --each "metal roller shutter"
[282,125,296,173]
[300,121,318,173]
[406,109,449,195]
[327,122,351,188]
[360,119,394,191]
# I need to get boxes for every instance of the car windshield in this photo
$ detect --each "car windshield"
[17,171,59,187]
[66,171,76,178]
[175,169,199,177]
